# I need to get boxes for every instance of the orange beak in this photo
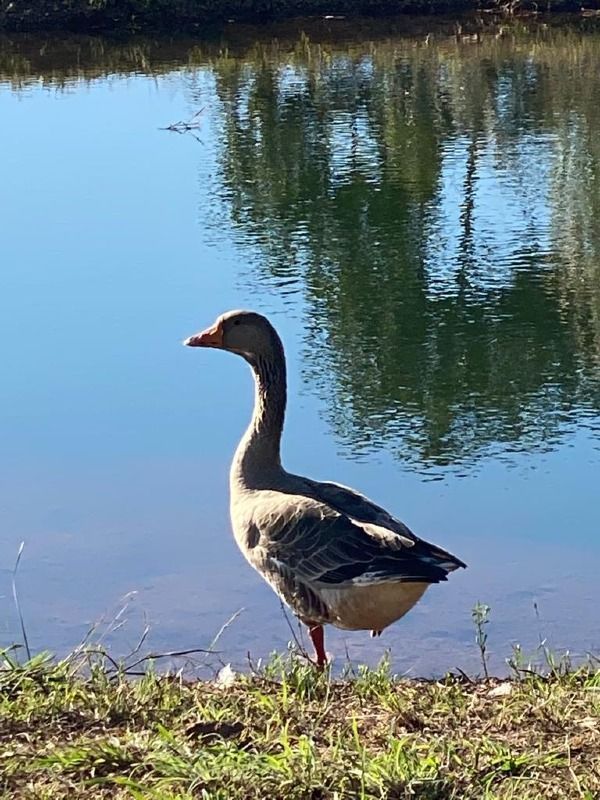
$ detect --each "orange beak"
[183,322,223,348]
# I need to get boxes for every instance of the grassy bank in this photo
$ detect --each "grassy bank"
[1,649,599,799]
[1,0,599,34]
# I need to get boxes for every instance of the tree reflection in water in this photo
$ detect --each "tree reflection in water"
[209,25,600,468]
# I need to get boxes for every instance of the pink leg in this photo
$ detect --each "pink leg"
[308,624,327,668]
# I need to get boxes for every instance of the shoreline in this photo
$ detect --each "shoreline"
[3,13,600,100]
[2,650,599,798]
[2,0,600,35]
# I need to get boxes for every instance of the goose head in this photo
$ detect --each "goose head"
[184,310,282,364]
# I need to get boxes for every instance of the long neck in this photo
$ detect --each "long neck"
[231,343,287,489]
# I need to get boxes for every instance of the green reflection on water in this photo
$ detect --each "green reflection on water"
[3,18,600,469]
[207,21,600,467]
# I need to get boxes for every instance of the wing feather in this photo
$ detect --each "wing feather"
[251,491,460,590]
[301,478,466,571]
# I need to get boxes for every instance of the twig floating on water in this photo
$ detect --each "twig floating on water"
[160,107,205,138]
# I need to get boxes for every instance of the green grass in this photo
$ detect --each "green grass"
[1,647,599,798]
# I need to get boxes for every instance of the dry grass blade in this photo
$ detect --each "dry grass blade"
[11,541,31,662]
[123,646,218,671]
[207,607,245,655]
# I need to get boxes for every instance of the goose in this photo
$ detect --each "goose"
[184,310,466,667]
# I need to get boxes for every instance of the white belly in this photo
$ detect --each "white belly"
[319,581,429,631]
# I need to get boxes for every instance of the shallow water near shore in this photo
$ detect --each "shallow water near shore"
[1,16,599,675]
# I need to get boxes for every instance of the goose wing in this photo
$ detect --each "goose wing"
[250,491,462,590]
[296,477,466,573]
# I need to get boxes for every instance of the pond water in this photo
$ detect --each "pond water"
[1,17,599,675]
